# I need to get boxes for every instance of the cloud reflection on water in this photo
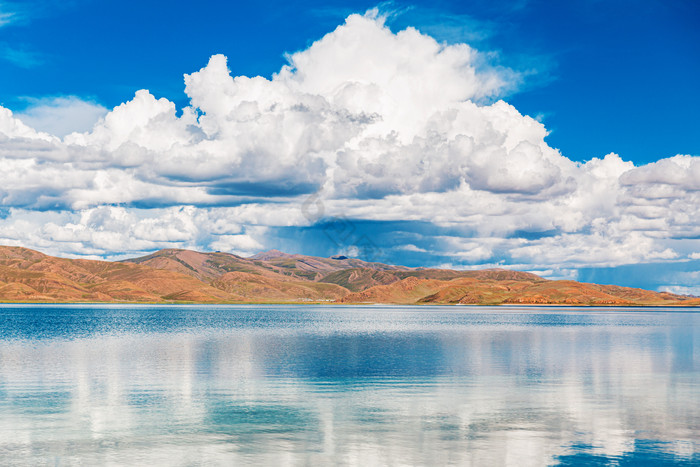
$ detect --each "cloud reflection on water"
[0,306,698,465]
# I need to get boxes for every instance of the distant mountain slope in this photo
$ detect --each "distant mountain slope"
[0,245,698,306]
[340,276,450,304]
[123,249,277,282]
[318,268,401,292]
[248,249,406,281]
[344,275,700,306]
[125,248,404,283]
[211,272,349,301]
[0,246,240,303]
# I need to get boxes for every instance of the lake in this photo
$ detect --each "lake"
[0,305,698,465]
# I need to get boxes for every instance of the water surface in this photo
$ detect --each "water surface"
[0,305,698,465]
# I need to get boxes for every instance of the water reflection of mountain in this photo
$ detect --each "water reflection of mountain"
[0,306,697,465]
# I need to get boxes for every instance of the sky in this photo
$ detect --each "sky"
[0,0,699,293]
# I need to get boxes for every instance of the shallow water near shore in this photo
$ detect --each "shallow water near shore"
[0,304,698,465]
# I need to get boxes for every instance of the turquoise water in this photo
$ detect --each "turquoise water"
[0,305,698,466]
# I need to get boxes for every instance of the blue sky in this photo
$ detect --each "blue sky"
[0,0,699,293]
[2,0,698,162]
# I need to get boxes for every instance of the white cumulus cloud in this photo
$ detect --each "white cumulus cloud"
[0,10,698,278]
[15,96,108,137]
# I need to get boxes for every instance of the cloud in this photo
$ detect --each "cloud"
[0,10,698,291]
[0,206,263,259]
[0,0,72,29]
[15,96,108,137]
[209,232,265,256]
[0,1,20,28]
[390,7,495,45]
[396,244,427,253]
[658,285,700,297]
[0,12,14,28]
[0,42,41,67]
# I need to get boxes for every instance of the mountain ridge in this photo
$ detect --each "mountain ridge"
[0,245,697,306]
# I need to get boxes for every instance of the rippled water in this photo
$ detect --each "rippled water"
[0,305,698,465]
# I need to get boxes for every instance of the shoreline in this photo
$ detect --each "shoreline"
[1,301,698,308]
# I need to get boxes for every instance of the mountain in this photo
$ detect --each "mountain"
[0,245,698,306]
[0,246,238,303]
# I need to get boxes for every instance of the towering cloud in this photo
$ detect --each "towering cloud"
[0,11,697,287]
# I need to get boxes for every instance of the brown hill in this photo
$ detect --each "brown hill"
[0,245,697,306]
[0,245,241,303]
[340,276,448,304]
[319,268,401,292]
[124,249,277,281]
[342,273,699,307]
[248,249,406,281]
[125,248,404,283]
[212,271,348,301]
